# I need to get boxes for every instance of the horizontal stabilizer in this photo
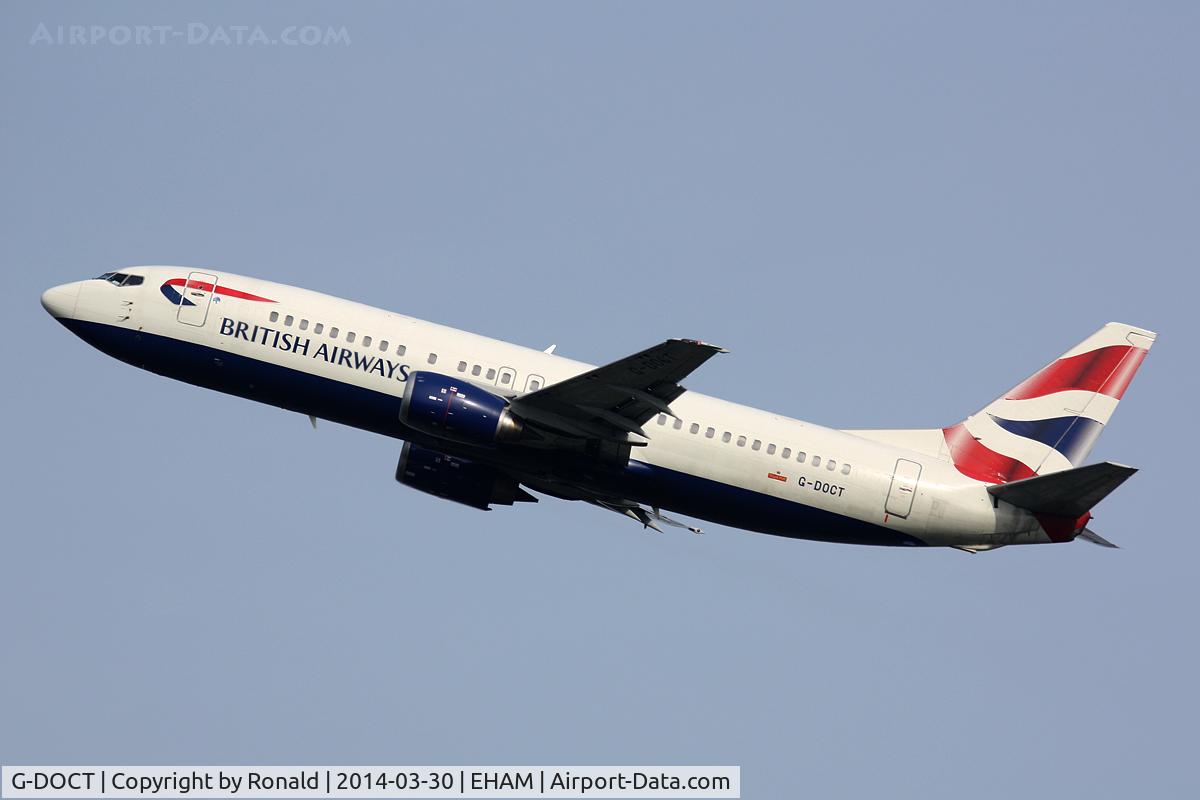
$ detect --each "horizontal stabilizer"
[987,461,1137,518]
[1078,528,1119,548]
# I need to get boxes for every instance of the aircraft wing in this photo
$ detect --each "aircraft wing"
[509,338,726,444]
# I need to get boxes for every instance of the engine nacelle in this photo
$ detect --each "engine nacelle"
[400,371,523,446]
[395,442,534,510]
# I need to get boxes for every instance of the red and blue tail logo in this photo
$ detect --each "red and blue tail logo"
[943,323,1155,484]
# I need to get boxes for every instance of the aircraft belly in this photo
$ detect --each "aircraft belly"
[609,459,927,547]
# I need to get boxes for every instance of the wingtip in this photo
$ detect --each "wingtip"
[672,337,729,354]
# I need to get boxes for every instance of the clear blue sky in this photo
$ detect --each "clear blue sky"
[2,2,1197,797]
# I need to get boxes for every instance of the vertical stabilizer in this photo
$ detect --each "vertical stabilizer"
[943,322,1155,483]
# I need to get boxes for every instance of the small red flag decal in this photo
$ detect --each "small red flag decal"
[768,472,787,482]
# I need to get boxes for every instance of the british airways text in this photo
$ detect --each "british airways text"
[220,317,410,382]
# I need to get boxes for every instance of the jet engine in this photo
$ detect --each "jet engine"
[400,371,523,446]
[395,441,536,510]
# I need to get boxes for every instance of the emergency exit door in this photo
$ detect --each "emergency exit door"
[885,458,922,518]
[176,271,219,327]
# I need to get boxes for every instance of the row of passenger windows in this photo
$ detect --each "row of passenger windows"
[459,361,500,382]
[450,361,543,390]
[656,414,852,475]
[454,362,540,389]
[267,309,544,391]
[269,309,427,360]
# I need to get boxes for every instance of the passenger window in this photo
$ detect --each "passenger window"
[380,340,388,352]
[486,368,496,380]
[363,336,372,348]
[528,379,541,390]
[827,459,836,471]
[812,455,821,467]
[658,414,668,426]
[797,451,806,463]
[270,311,279,323]
[690,423,700,434]
[500,372,512,385]
[471,365,482,376]
[673,418,683,430]
[736,435,746,447]
[428,353,438,364]
[299,319,309,331]
[752,439,761,451]
[314,323,324,335]
[396,344,406,356]
[767,443,776,455]
[722,432,732,443]
[842,463,851,475]
[330,327,339,339]
[457,361,468,372]
[782,448,791,459]
[705,427,715,439]
[284,315,294,326]
[346,332,356,343]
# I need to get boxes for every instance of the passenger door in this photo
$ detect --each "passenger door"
[176,271,219,327]
[885,458,922,518]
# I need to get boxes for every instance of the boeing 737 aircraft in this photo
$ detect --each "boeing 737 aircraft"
[41,267,1155,551]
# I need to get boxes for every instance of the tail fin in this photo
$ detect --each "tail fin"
[844,323,1156,483]
[942,322,1155,483]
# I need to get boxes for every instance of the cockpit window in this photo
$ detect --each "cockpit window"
[93,272,143,287]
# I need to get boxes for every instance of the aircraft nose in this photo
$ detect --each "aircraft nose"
[40,281,80,318]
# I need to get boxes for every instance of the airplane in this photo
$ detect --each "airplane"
[40,267,1156,552]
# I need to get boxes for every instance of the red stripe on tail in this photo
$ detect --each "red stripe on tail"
[1006,345,1147,401]
[942,423,1037,484]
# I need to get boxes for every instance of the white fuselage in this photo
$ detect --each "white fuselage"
[42,267,1056,548]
